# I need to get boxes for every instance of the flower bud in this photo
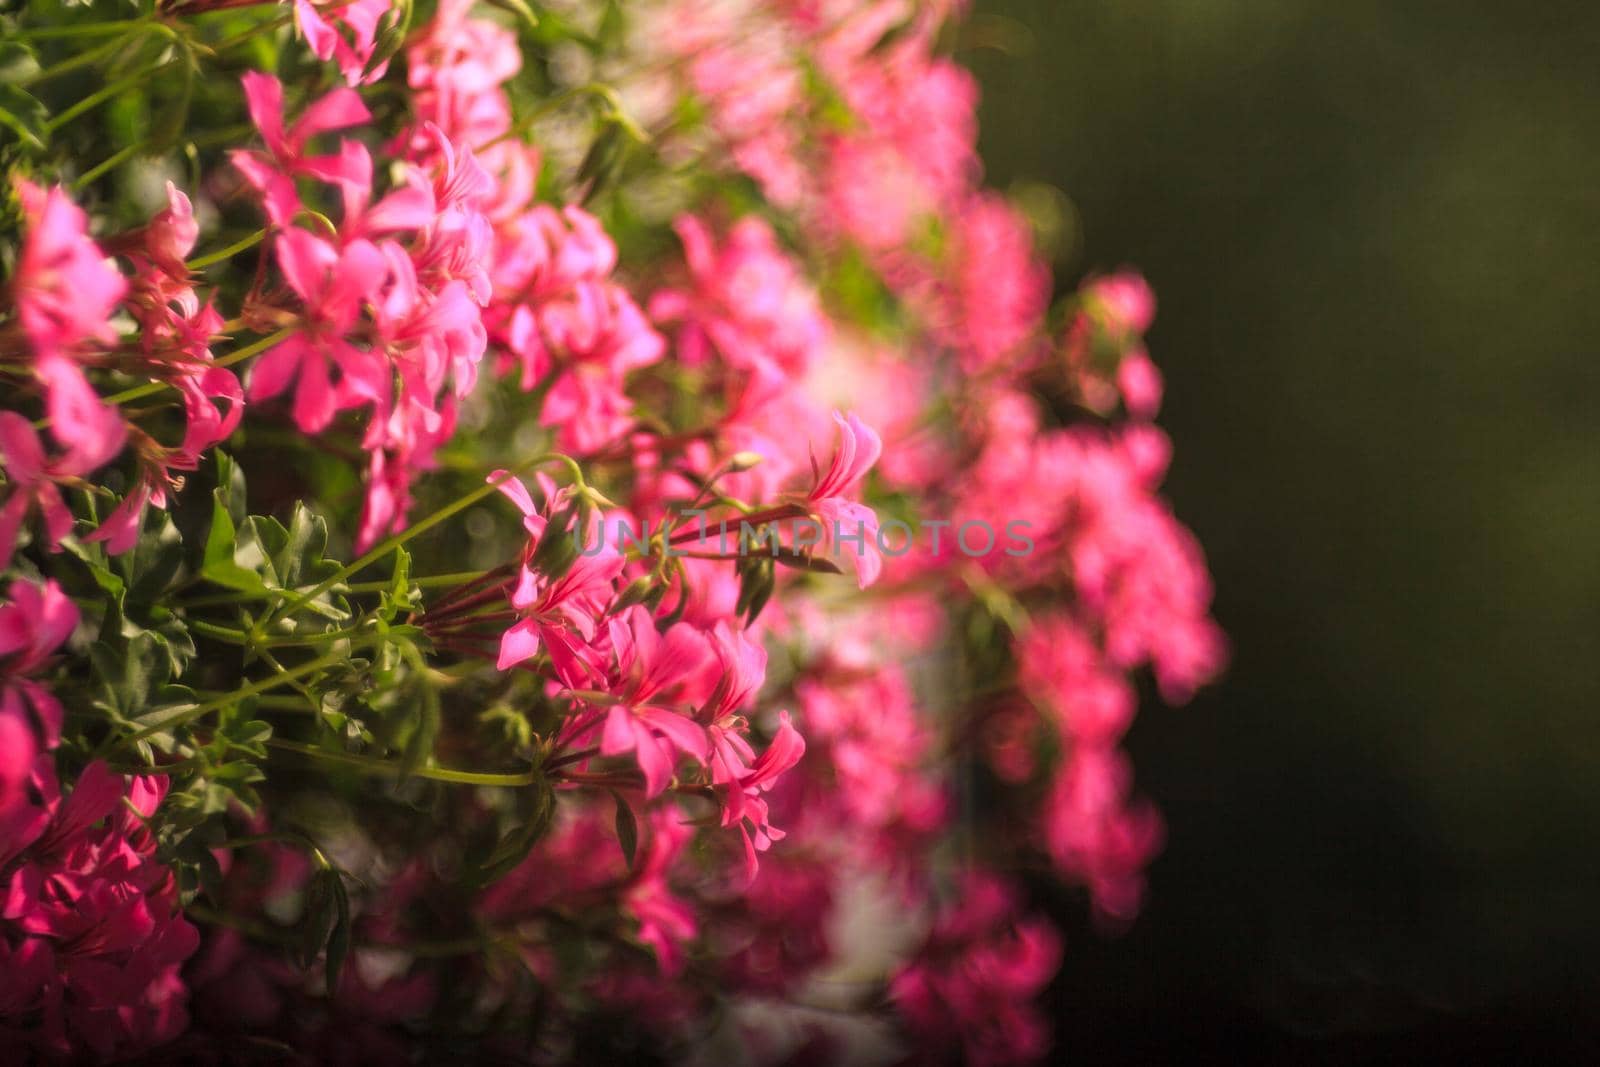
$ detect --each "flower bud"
[611,575,657,612]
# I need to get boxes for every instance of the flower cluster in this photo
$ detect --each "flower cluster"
[0,1,1222,1062]
[0,762,198,1061]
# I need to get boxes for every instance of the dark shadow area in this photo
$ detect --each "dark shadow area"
[971,1,1600,1059]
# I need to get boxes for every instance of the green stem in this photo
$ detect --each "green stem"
[265,738,542,787]
[28,323,277,427]
[213,830,335,870]
[44,61,167,132]
[186,229,265,271]
[207,11,293,52]
[101,327,293,408]
[38,12,290,132]
[189,618,376,649]
[13,20,146,41]
[22,34,138,88]
[345,570,491,593]
[179,569,498,609]
[73,141,145,188]
[112,649,351,751]
[193,691,314,711]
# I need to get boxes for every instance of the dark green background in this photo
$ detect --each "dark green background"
[971,1,1600,1058]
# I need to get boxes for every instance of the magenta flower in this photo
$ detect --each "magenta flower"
[249,230,388,433]
[294,0,396,86]
[890,872,1062,1067]
[0,580,76,822]
[0,761,199,1061]
[595,607,711,798]
[938,193,1049,373]
[0,416,74,566]
[649,214,828,379]
[142,180,200,280]
[232,72,372,227]
[799,411,884,588]
[724,712,805,884]
[490,471,625,682]
[0,402,123,566]
[698,625,806,881]
[1042,746,1165,923]
[11,178,126,357]
[1062,271,1161,415]
[621,810,698,975]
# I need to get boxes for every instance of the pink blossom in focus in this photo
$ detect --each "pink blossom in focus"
[249,230,388,433]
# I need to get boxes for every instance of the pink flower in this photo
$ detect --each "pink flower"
[143,181,200,279]
[401,0,537,219]
[799,411,884,588]
[594,607,710,798]
[1086,271,1156,336]
[1063,271,1160,415]
[232,73,371,227]
[696,625,807,880]
[890,872,1062,1067]
[11,178,126,357]
[937,193,1049,373]
[725,712,806,884]
[0,403,123,565]
[1042,746,1165,923]
[536,282,666,454]
[656,3,807,206]
[489,471,626,682]
[294,0,396,85]
[0,580,76,821]
[0,415,74,566]
[649,214,828,379]
[621,810,698,974]
[323,138,438,242]
[1016,613,1136,746]
[249,230,388,432]
[0,761,198,1060]
[1117,350,1164,420]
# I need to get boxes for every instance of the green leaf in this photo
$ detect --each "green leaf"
[576,120,628,204]
[482,0,540,33]
[364,0,412,79]
[298,867,337,970]
[274,504,333,591]
[0,41,40,84]
[377,546,421,622]
[612,790,637,869]
[772,547,845,576]
[398,681,441,782]
[467,779,556,887]
[201,491,264,593]
[324,871,351,994]
[65,539,127,600]
[120,508,186,604]
[90,601,177,720]
[0,82,47,150]
[148,38,194,152]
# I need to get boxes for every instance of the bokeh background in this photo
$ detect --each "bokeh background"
[969,1,1600,1060]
